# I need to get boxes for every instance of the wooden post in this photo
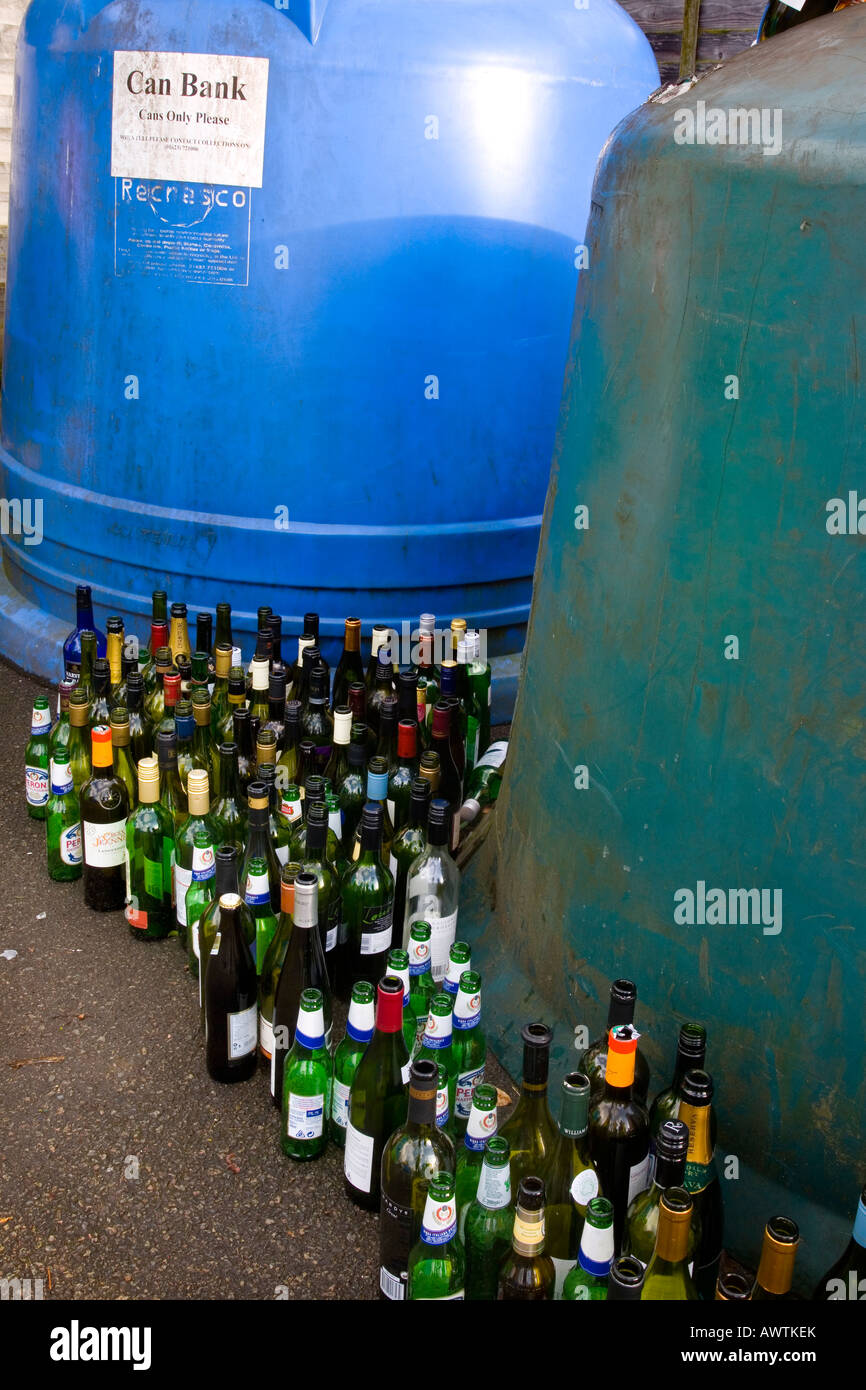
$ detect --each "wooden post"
[680,0,703,78]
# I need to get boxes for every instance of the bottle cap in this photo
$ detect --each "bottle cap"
[187,768,210,815]
[137,755,161,802]
[431,702,451,739]
[756,1216,799,1296]
[156,729,178,767]
[91,724,114,768]
[333,707,352,745]
[376,976,405,1035]
[293,871,318,929]
[397,720,417,760]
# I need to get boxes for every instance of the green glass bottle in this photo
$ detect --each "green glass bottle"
[49,678,77,764]
[588,1023,651,1255]
[214,602,233,655]
[380,1058,457,1300]
[350,759,394,865]
[300,802,342,988]
[344,976,409,1210]
[258,863,299,1071]
[143,645,172,730]
[435,1062,454,1139]
[463,629,491,770]
[192,688,217,792]
[607,1254,646,1301]
[45,751,82,881]
[562,1197,615,1300]
[210,642,233,739]
[140,596,168,692]
[464,1136,514,1301]
[324,705,353,793]
[197,846,253,1019]
[342,802,395,993]
[25,695,52,819]
[66,690,92,798]
[211,742,248,855]
[407,920,437,1049]
[258,763,293,869]
[648,1021,707,1166]
[89,657,111,730]
[542,1071,602,1296]
[407,1172,465,1301]
[815,1184,866,1300]
[125,673,152,766]
[451,970,486,1134]
[582,978,650,1104]
[248,649,271,726]
[389,777,431,941]
[625,1118,698,1267]
[280,987,332,1161]
[124,755,174,939]
[185,828,216,978]
[641,1188,699,1300]
[156,728,189,834]
[415,992,458,1119]
[109,706,137,810]
[459,740,507,830]
[270,871,332,1107]
[332,618,365,712]
[387,720,419,834]
[374,695,398,773]
[442,940,471,999]
[386,947,415,1055]
[499,1023,559,1196]
[753,1216,800,1300]
[204,891,258,1085]
[337,738,367,860]
[275,699,302,799]
[301,666,334,774]
[174,768,221,947]
[330,980,375,1147]
[76,628,97,712]
[217,666,246,743]
[679,1068,724,1298]
[455,1083,498,1236]
[497,1176,555,1300]
[241,781,282,969]
[174,696,195,787]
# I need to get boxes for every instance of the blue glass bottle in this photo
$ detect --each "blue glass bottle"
[63,584,107,677]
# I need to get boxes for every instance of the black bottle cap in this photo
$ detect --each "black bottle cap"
[607,978,637,1028]
[427,797,450,846]
[375,660,393,681]
[409,777,432,821]
[608,1256,645,1301]
[156,729,177,767]
[106,616,123,634]
[305,803,327,851]
[521,1022,553,1086]
[517,1176,546,1212]
[309,668,329,702]
[302,644,321,669]
[269,671,287,699]
[680,1068,714,1106]
[170,602,187,617]
[656,1118,689,1161]
[76,584,91,603]
[379,695,397,723]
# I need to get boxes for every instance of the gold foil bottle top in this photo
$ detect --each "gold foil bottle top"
[187,768,210,816]
[214,643,233,679]
[756,1216,799,1296]
[344,617,361,652]
[137,754,161,803]
[192,691,211,724]
[256,730,277,765]
[69,693,90,727]
[655,1188,693,1263]
[110,708,131,745]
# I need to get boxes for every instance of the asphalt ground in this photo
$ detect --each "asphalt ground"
[0,657,515,1301]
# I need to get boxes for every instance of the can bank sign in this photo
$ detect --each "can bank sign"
[110,51,269,286]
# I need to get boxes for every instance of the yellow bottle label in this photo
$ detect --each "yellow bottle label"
[513,1213,544,1253]
[679,1101,713,1192]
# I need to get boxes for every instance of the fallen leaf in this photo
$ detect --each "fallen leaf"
[8,1056,65,1068]
[0,1216,12,1225]
[46,1267,52,1291]
[225,1152,241,1174]
[496,1088,514,1107]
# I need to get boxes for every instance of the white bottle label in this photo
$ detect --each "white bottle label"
[26,766,49,806]
[191,843,215,880]
[386,798,395,824]
[401,1061,412,1084]
[287,1092,325,1141]
[280,797,303,823]
[476,1162,511,1211]
[570,1167,600,1206]
[227,1004,257,1060]
[455,1066,485,1120]
[627,1153,652,1205]
[331,1077,351,1129]
[190,919,200,962]
[464,1100,497,1151]
[83,819,127,867]
[422,1010,452,1050]
[59,823,83,866]
[245,868,271,907]
[344,1120,375,1193]
[325,925,338,953]
[259,1012,274,1060]
[474,740,507,771]
[453,986,481,1029]
[420,1189,457,1245]
[275,843,289,867]
[388,852,398,878]
[428,910,458,982]
[31,706,52,731]
[436,1085,449,1127]
[328,807,342,838]
[174,864,192,926]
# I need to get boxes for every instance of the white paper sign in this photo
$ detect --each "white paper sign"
[111,51,269,187]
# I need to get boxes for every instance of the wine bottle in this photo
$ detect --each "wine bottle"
[679,1068,724,1298]
[641,1188,699,1300]
[141,600,168,693]
[25,696,52,819]
[375,695,399,773]
[168,602,191,663]
[76,629,97,711]
[323,706,352,792]
[173,768,221,946]
[367,661,396,738]
[109,707,136,810]
[288,630,316,700]
[464,1136,514,1301]
[210,642,233,737]
[106,615,124,690]
[111,647,140,712]
[380,1057,456,1300]
[198,846,253,1019]
[407,920,437,1048]
[497,1176,555,1300]
[390,777,431,940]
[365,624,393,692]
[344,976,409,1209]
[403,798,460,983]
[332,617,365,711]
[174,698,195,787]
[460,740,507,827]
[300,666,333,773]
[451,970,486,1133]
[428,703,462,852]
[386,947,415,1055]
[716,1267,753,1300]
[270,871,332,1106]
[89,658,112,731]
[125,674,152,765]
[815,1184,866,1300]
[413,618,440,729]
[281,987,332,1161]
[258,862,298,1068]
[156,728,188,835]
[338,738,368,858]
[625,1118,697,1267]
[267,614,283,674]
[66,690,92,798]
[49,678,77,763]
[217,666,246,743]
[648,1021,707,1166]
[45,750,82,882]
[233,708,255,794]
[143,646,173,729]
[191,689,217,791]
[407,1173,465,1300]
[442,941,471,998]
[300,803,342,987]
[241,781,281,966]
[276,700,302,802]
[330,980,376,1147]
[124,756,174,939]
[63,584,107,677]
[350,758,394,863]
[562,1196,615,1300]
[587,1023,650,1254]
[248,645,270,726]
[185,828,216,976]
[542,1071,602,1295]
[415,993,459,1119]
[80,726,130,911]
[387,720,418,833]
[342,803,395,991]
[397,669,426,753]
[463,629,490,767]
[439,668,467,788]
[455,1083,498,1235]
[214,601,233,653]
[582,978,650,1103]
[211,743,248,855]
[204,892,258,1084]
[753,1216,799,1300]
[607,1255,645,1301]
[499,1023,559,1194]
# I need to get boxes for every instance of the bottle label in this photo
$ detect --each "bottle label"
[331,1077,351,1129]
[474,740,507,772]
[627,1153,652,1206]
[416,701,426,725]
[464,1100,497,1151]
[190,919,200,961]
[360,906,393,956]
[244,869,272,907]
[421,1010,452,1050]
[31,706,52,732]
[551,1256,573,1300]
[578,1219,614,1277]
[344,1121,375,1194]
[570,1167,600,1206]
[512,1214,544,1252]
[227,1004,257,1060]
[453,988,481,1030]
[408,937,432,976]
[325,926,338,953]
[406,909,458,982]
[455,1066,485,1120]
[414,1291,465,1301]
[386,798,395,824]
[125,903,148,930]
[286,1092,325,1141]
[143,855,163,899]
[83,819,127,867]
[420,1193,457,1245]
[379,1266,407,1301]
[25,766,49,806]
[679,1101,715,1192]
[192,843,215,881]
[59,823,83,866]
[388,851,398,878]
[259,1012,274,1060]
[435,1086,449,1128]
[328,807,342,838]
[50,761,73,794]
[476,1162,511,1210]
[280,797,303,823]
[174,864,192,927]
[275,844,289,867]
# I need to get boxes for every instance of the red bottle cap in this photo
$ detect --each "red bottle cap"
[397,720,417,759]
[91,724,114,769]
[376,977,405,1034]
[431,703,451,740]
[163,672,181,707]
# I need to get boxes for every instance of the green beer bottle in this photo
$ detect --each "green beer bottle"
[45,750,82,881]
[407,1173,465,1301]
[174,769,221,947]
[280,988,332,1161]
[25,696,52,819]
[451,970,486,1134]
[442,941,471,998]
[407,920,437,1049]
[464,1136,514,1301]
[185,828,216,978]
[562,1197,615,1300]
[258,864,299,1075]
[124,755,174,940]
[455,1083,498,1236]
[49,678,77,764]
[330,980,375,1147]
[386,947,415,1055]
[242,782,281,971]
[415,993,458,1120]
[344,976,409,1210]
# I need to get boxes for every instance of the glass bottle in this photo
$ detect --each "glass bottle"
[109,706,136,810]
[270,871,332,1107]
[386,947,415,1055]
[407,1173,465,1301]
[281,988,332,1162]
[588,1023,650,1255]
[814,1184,866,1300]
[464,1136,514,1301]
[562,1196,615,1300]
[753,1216,800,1300]
[258,862,299,1072]
[63,584,106,677]
[542,1071,602,1296]
[391,777,431,939]
[241,780,281,967]
[217,666,247,743]
[455,1083,498,1235]
[45,750,83,882]
[343,974,410,1210]
[168,601,191,663]
[338,739,368,859]
[387,720,418,833]
[451,970,486,1133]
[497,1176,555,1300]
[323,705,352,794]
[49,677,77,764]
[332,617,365,711]
[80,725,130,911]
[608,1254,645,1301]
[625,1117,697,1267]
[648,1021,707,1163]
[233,707,255,795]
[342,802,395,991]
[365,624,393,692]
[185,827,216,978]
[397,668,427,756]
[407,920,437,1049]
[174,768,221,946]
[204,892,258,1084]
[716,1267,753,1300]
[460,740,507,828]
[582,978,651,1104]
[211,742,248,856]
[89,658,112,731]
[403,798,460,983]
[192,688,217,792]
[124,756,174,939]
[428,702,462,852]
[197,847,253,1020]
[105,615,124,691]
[25,695,52,819]
[679,1068,724,1298]
[499,1023,559,1196]
[125,673,152,765]
[330,980,375,1147]
[66,690,92,798]
[641,1188,699,1300]
[76,629,98,711]
[210,642,233,738]
[442,941,471,999]
[415,993,459,1120]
